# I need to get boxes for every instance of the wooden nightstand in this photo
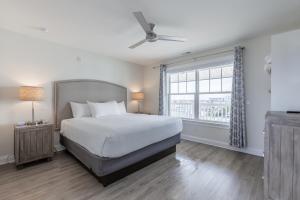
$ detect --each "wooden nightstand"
[14,124,54,168]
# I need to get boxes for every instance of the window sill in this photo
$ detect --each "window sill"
[182,119,230,129]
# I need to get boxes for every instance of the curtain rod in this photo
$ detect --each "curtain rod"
[152,47,244,69]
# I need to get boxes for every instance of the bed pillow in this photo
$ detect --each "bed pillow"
[118,101,127,114]
[87,101,120,118]
[70,102,91,118]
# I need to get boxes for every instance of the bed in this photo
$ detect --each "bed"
[54,79,182,186]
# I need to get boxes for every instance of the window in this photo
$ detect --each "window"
[198,65,233,123]
[167,64,233,124]
[168,70,196,119]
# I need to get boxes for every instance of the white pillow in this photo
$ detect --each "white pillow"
[118,101,127,114]
[70,102,91,118]
[87,101,120,118]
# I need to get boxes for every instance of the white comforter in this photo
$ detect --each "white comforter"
[60,113,182,158]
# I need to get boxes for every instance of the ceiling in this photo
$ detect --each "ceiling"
[1,0,300,67]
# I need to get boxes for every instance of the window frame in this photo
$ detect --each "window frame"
[166,62,233,125]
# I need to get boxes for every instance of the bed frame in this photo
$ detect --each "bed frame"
[54,79,180,186]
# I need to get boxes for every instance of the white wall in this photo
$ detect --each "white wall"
[0,28,144,162]
[144,36,271,156]
[271,29,300,111]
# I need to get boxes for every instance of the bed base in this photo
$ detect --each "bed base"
[61,134,180,186]
[97,145,176,186]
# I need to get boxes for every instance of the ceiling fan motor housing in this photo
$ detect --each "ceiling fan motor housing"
[146,32,157,42]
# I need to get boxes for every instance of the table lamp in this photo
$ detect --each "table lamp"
[19,86,44,122]
[132,92,144,113]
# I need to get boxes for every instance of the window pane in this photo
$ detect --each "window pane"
[170,82,178,93]
[199,93,231,122]
[170,73,178,82]
[187,81,195,93]
[179,82,186,93]
[170,94,194,119]
[187,71,196,81]
[222,77,232,92]
[210,79,221,92]
[178,72,186,82]
[199,80,209,93]
[222,65,233,77]
[210,67,221,79]
[199,69,209,80]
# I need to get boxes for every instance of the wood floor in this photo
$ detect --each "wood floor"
[0,140,264,200]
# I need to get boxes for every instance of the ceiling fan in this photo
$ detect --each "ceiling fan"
[129,11,187,49]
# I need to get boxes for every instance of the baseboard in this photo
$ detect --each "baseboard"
[0,154,15,165]
[0,137,262,165]
[181,134,263,157]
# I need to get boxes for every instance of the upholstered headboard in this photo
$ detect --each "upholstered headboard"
[54,79,127,130]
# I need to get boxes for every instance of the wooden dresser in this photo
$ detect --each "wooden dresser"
[264,111,300,200]
[14,124,54,168]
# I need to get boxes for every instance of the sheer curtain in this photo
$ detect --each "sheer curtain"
[229,46,247,148]
[158,64,167,115]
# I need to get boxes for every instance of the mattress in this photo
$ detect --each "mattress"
[60,113,182,158]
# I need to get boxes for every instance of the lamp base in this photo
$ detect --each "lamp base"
[137,101,143,113]
[32,101,35,123]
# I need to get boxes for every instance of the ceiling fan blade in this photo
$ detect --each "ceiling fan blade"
[157,35,187,42]
[133,11,152,33]
[129,39,147,49]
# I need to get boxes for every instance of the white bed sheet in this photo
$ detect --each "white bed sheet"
[60,113,182,158]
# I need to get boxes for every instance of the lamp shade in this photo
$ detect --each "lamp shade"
[19,86,44,101]
[132,92,144,101]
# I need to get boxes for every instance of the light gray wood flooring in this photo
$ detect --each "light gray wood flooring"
[0,140,263,200]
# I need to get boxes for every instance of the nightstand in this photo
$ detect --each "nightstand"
[14,124,54,168]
